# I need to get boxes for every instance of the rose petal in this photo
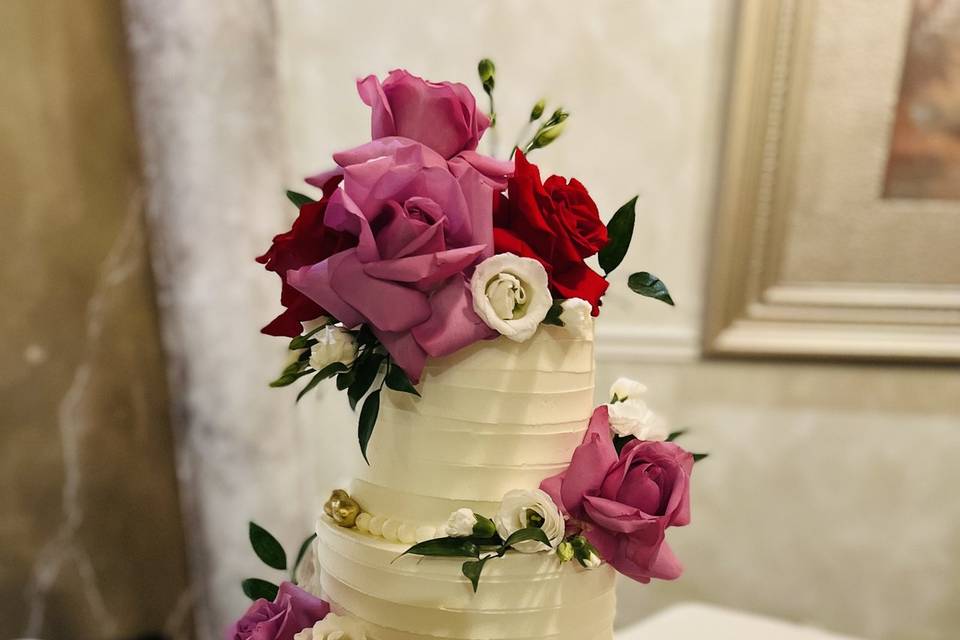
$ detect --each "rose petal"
[410,277,496,357]
[287,252,365,329]
[329,251,432,332]
[582,494,662,535]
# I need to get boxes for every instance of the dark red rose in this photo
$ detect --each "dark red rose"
[256,177,356,336]
[493,151,609,313]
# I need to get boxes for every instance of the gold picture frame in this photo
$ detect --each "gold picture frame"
[704,0,960,362]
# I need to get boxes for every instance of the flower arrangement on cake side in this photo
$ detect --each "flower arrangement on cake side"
[258,60,673,462]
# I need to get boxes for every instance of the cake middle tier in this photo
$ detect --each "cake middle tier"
[351,325,595,539]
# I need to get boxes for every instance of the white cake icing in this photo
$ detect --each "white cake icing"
[315,323,616,638]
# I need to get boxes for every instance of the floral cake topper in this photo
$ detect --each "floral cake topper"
[258,60,673,461]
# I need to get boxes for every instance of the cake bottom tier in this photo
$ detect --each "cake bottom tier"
[316,516,617,640]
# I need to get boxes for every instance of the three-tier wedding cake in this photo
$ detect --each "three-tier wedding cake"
[227,63,698,640]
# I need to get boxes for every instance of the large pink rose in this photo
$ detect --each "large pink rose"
[540,406,693,583]
[357,69,490,159]
[225,582,330,640]
[288,137,513,381]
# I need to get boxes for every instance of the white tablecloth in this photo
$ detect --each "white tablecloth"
[619,603,863,640]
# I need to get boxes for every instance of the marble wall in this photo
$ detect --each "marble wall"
[0,2,192,638]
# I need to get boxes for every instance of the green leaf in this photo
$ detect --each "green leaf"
[501,526,551,551]
[400,537,480,560]
[286,190,315,208]
[666,430,687,442]
[627,271,674,306]
[348,353,385,410]
[358,389,381,464]
[462,556,492,593]
[291,532,318,582]
[385,364,420,397]
[542,301,565,327]
[613,434,636,455]
[598,196,637,275]
[249,521,287,570]
[270,368,314,388]
[335,368,354,391]
[693,452,709,463]
[296,361,348,402]
[241,577,279,601]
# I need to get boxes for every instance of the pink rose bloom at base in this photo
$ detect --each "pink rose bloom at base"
[358,69,490,160]
[226,582,330,640]
[288,137,512,381]
[540,406,694,583]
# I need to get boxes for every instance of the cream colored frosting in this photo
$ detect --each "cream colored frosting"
[316,323,616,638]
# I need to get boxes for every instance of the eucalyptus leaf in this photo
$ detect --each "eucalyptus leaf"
[693,452,709,463]
[666,430,687,443]
[627,272,674,306]
[249,521,287,570]
[358,389,381,464]
[291,532,318,582]
[598,196,638,275]
[241,577,279,601]
[385,364,420,397]
[399,537,480,559]
[462,556,492,593]
[542,301,565,327]
[501,526,551,551]
[286,190,315,208]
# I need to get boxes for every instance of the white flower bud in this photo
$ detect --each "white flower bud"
[294,614,367,640]
[606,398,669,441]
[558,298,592,337]
[309,325,358,371]
[445,508,478,537]
[609,376,647,403]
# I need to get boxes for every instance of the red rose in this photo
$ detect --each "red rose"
[256,177,356,337]
[493,151,609,313]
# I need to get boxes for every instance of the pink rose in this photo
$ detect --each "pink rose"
[225,582,330,640]
[357,69,490,159]
[288,137,512,381]
[540,406,693,583]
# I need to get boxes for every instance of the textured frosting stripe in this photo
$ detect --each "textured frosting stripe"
[375,406,589,434]
[368,419,588,466]
[321,575,616,639]
[419,325,593,376]
[350,480,499,531]
[383,385,594,424]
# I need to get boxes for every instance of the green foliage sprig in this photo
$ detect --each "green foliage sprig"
[241,522,317,601]
[399,524,550,593]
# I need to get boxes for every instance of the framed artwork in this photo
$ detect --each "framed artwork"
[704,0,960,362]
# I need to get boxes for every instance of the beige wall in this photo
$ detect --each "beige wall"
[275,2,960,639]
[0,1,192,638]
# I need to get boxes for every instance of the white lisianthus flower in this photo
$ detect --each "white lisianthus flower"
[309,325,358,371]
[471,253,552,342]
[301,316,332,334]
[294,614,368,640]
[445,508,478,537]
[494,489,564,553]
[609,376,647,403]
[558,298,593,337]
[606,398,670,441]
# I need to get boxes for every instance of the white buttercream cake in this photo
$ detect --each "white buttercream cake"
[312,323,616,639]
